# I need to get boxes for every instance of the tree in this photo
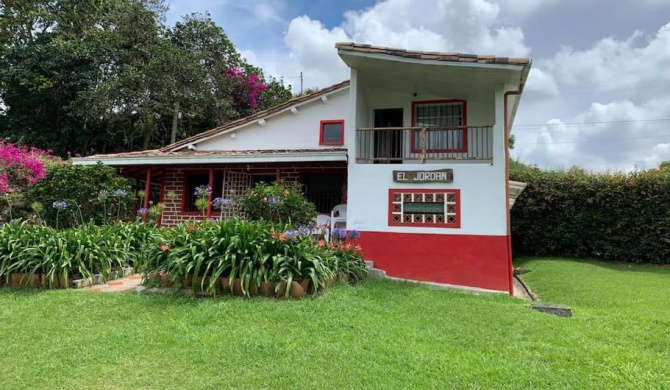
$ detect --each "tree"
[659,161,670,171]
[0,2,292,155]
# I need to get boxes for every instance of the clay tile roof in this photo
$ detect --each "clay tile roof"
[160,79,351,152]
[77,148,348,161]
[335,42,531,66]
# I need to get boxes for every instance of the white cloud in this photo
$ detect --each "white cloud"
[493,0,562,19]
[525,67,560,96]
[544,24,670,96]
[512,22,670,171]
[268,0,531,88]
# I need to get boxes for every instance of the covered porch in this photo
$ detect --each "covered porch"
[73,149,348,227]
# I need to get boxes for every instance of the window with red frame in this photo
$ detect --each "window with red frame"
[412,100,466,152]
[319,120,344,145]
[182,172,223,213]
[388,189,460,228]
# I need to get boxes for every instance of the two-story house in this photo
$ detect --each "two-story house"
[73,43,532,294]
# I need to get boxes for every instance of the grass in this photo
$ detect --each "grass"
[1,259,669,389]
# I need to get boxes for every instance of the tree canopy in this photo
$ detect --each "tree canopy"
[0,0,292,155]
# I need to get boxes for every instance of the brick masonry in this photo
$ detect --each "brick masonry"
[160,163,346,227]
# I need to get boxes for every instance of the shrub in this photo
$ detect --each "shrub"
[0,142,59,220]
[28,162,134,228]
[0,221,157,286]
[235,181,317,227]
[136,219,365,297]
[510,161,670,263]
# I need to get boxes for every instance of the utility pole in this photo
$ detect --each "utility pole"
[300,71,303,94]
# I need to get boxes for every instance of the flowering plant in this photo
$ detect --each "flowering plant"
[236,181,316,227]
[194,184,212,216]
[225,66,268,114]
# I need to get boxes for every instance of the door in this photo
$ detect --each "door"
[373,108,404,163]
[301,173,345,214]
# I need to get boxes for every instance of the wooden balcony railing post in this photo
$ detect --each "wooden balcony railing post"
[420,127,427,163]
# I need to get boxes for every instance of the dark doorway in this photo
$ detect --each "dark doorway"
[251,174,277,187]
[301,173,345,214]
[374,108,404,163]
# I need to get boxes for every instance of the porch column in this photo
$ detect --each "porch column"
[275,167,281,183]
[143,167,151,222]
[206,168,214,218]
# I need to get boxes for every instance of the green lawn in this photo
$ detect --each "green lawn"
[1,259,669,389]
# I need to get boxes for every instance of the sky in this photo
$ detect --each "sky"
[166,0,670,171]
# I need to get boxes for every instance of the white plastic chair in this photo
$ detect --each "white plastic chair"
[314,214,331,242]
[330,204,347,237]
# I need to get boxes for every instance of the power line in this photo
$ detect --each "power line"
[515,133,670,146]
[513,118,670,129]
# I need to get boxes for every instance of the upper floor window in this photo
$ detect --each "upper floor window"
[412,100,467,153]
[320,120,345,146]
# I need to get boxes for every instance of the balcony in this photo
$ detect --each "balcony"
[355,125,493,164]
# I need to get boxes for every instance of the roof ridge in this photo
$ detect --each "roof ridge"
[160,79,351,152]
[335,42,530,65]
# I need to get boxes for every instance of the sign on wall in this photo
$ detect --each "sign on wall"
[392,169,453,183]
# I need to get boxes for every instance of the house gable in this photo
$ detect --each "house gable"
[195,88,349,152]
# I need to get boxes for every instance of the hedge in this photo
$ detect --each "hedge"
[510,161,670,264]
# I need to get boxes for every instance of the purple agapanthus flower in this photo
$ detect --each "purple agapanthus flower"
[283,230,299,240]
[137,208,148,216]
[113,189,127,197]
[52,200,68,210]
[212,197,234,209]
[346,229,360,240]
[194,185,212,197]
[298,226,311,235]
[332,227,346,239]
[268,195,284,205]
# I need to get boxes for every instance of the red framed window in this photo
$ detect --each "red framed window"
[388,189,461,228]
[181,172,223,213]
[319,120,345,146]
[411,100,467,153]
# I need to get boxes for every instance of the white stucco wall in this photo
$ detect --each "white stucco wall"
[196,89,350,151]
[346,72,508,236]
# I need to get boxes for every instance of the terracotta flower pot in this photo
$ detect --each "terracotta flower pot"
[290,281,305,299]
[194,276,208,291]
[11,273,40,288]
[275,281,288,298]
[219,277,231,293]
[260,281,274,297]
[299,279,311,294]
[44,274,67,289]
[247,281,258,296]
[232,278,244,296]
[183,274,193,288]
[159,272,174,288]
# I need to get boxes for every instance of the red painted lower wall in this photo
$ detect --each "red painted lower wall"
[358,231,511,292]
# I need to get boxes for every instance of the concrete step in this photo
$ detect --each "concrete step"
[364,260,374,270]
[368,268,387,279]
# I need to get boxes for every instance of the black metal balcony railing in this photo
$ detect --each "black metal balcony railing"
[355,125,493,163]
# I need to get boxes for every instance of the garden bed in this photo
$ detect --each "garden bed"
[3,267,135,289]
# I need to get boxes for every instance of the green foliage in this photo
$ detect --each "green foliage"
[136,219,365,297]
[28,163,134,228]
[236,181,317,227]
[0,220,158,286]
[510,161,670,263]
[0,2,292,155]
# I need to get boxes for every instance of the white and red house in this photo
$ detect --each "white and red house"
[73,42,531,295]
